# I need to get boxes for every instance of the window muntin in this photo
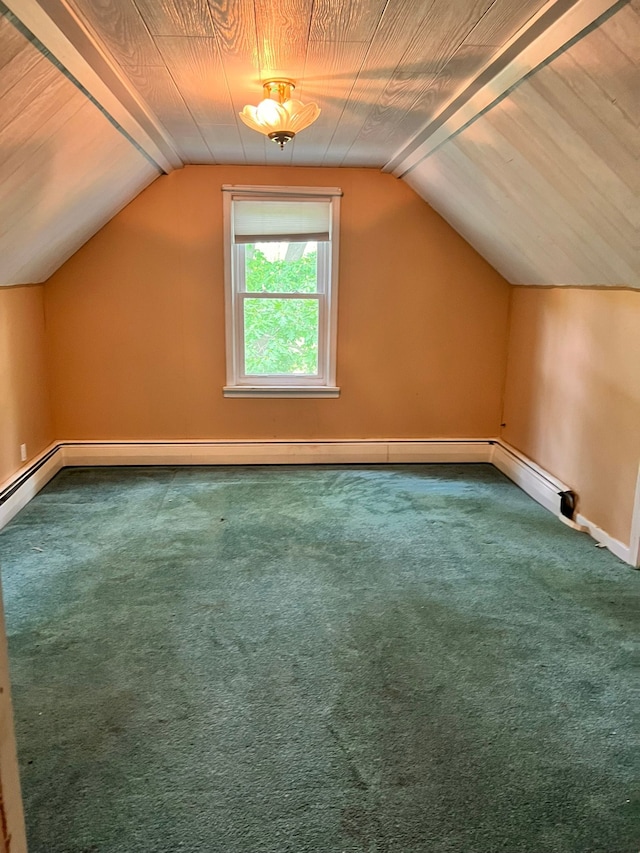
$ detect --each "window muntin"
[223,185,341,397]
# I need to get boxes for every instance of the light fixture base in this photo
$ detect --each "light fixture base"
[263,79,295,103]
[268,130,295,149]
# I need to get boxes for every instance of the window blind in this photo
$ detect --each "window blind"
[232,199,331,244]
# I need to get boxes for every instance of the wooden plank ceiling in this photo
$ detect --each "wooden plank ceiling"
[0,10,159,285]
[61,0,553,166]
[404,0,640,287]
[0,0,636,287]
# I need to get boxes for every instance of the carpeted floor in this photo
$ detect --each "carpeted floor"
[0,464,638,852]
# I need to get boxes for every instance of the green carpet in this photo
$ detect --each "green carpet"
[0,464,637,852]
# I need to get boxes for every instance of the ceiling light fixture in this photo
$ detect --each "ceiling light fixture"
[239,79,320,149]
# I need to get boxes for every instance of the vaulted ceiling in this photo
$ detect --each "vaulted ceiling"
[404,0,639,287]
[0,0,637,287]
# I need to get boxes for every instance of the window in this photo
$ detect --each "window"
[222,185,341,397]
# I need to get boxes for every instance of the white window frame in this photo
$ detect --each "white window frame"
[222,185,341,398]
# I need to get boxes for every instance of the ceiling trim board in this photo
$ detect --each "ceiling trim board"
[385,0,627,177]
[2,0,183,172]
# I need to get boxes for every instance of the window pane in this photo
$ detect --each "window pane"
[245,242,318,293]
[244,298,319,375]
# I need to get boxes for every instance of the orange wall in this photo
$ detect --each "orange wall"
[44,166,510,441]
[503,287,640,545]
[0,286,53,485]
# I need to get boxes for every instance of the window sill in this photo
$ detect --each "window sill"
[223,386,340,399]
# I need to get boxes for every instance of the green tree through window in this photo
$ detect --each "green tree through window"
[243,246,319,375]
[245,246,317,293]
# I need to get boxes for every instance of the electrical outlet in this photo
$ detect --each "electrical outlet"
[20,444,27,462]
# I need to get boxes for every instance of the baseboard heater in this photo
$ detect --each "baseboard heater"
[1,439,638,567]
[0,445,60,508]
[489,441,573,519]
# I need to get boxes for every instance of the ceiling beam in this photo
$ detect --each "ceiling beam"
[385,0,628,178]
[2,0,183,173]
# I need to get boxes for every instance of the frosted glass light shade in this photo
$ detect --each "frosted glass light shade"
[239,80,320,147]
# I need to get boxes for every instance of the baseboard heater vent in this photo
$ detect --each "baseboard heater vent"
[559,490,577,520]
[0,446,59,507]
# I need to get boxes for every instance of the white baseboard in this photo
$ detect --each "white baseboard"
[0,444,63,530]
[490,440,571,517]
[575,513,635,566]
[2,438,638,568]
[58,439,493,467]
[492,441,639,568]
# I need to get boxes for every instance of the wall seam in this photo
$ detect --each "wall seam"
[498,283,515,438]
